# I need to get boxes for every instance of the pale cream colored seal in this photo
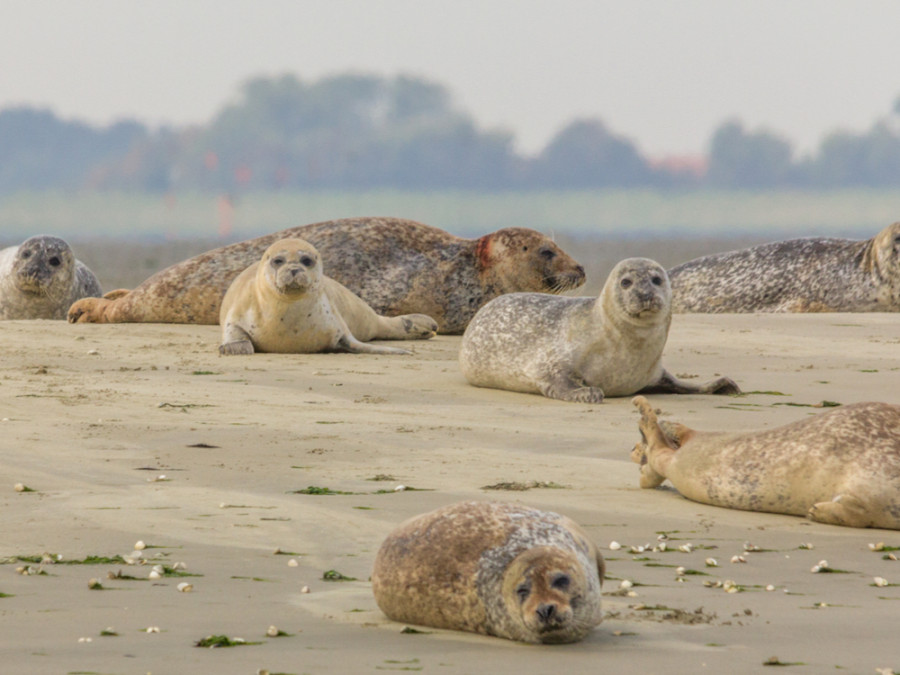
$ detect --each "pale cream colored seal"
[68,217,585,333]
[219,238,436,355]
[669,221,900,313]
[631,396,900,529]
[0,235,101,320]
[459,257,740,402]
[372,501,604,643]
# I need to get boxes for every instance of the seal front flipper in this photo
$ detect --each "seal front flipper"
[539,372,604,403]
[639,370,741,396]
[219,324,255,355]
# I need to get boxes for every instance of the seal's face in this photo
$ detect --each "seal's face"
[261,239,321,296]
[12,236,74,296]
[483,229,586,294]
[502,547,593,644]
[606,258,671,320]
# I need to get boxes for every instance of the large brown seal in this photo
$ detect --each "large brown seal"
[1,235,102,320]
[371,501,604,644]
[669,222,900,313]
[67,217,586,333]
[631,396,900,529]
[459,257,740,403]
[219,239,436,355]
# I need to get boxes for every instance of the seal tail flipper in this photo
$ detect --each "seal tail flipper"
[807,495,874,528]
[67,296,113,323]
[102,288,131,301]
[631,396,674,450]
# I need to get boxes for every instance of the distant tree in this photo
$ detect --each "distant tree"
[527,119,652,188]
[0,107,146,193]
[706,120,795,188]
[807,122,900,187]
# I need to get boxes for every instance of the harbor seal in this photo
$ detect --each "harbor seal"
[371,501,604,643]
[219,238,436,355]
[631,396,900,529]
[0,235,102,320]
[67,217,585,333]
[459,257,740,402]
[669,221,900,313]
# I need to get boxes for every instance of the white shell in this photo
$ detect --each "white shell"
[619,579,633,589]
[765,584,776,591]
[300,585,311,593]
[148,570,161,580]
[874,576,889,587]
[730,555,747,564]
[134,540,146,550]
[14,483,25,492]
[266,625,279,637]
[287,559,299,567]
[705,558,718,567]
[608,541,622,551]
[675,566,686,576]
[177,582,193,592]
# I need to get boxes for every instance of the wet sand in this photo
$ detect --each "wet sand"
[2,310,899,674]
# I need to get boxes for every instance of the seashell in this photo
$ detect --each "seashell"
[393,485,406,492]
[619,580,633,590]
[134,540,146,550]
[145,626,160,633]
[873,576,889,587]
[177,582,193,592]
[675,566,686,576]
[287,559,299,567]
[678,543,694,553]
[78,636,93,643]
[798,542,814,550]
[630,545,645,554]
[657,542,667,552]
[869,542,885,552]
[730,555,746,564]
[815,601,828,608]
[743,542,761,552]
[888,554,898,561]
[266,625,279,637]
[14,483,25,492]
[657,533,668,541]
[151,564,164,574]
[300,585,311,593]
[765,584,776,592]
[172,561,187,570]
[148,570,161,580]
[608,541,622,551]
[705,558,718,567]
[626,590,637,597]
[129,550,143,560]
[88,578,102,589]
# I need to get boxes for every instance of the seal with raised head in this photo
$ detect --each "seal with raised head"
[371,501,605,644]
[0,235,102,320]
[669,221,900,313]
[631,396,900,529]
[67,217,586,333]
[219,238,437,355]
[459,257,740,403]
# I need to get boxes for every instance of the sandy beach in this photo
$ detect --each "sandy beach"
[1,311,898,674]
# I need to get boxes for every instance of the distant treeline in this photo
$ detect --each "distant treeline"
[3,73,900,194]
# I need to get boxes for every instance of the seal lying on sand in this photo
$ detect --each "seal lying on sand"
[67,217,586,333]
[0,235,101,320]
[459,257,740,403]
[371,501,604,644]
[219,238,436,355]
[631,396,900,529]
[669,222,900,313]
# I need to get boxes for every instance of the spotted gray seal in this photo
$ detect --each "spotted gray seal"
[67,217,585,333]
[669,222,900,313]
[219,238,436,355]
[459,257,740,402]
[0,235,101,320]
[631,396,900,529]
[371,501,604,643]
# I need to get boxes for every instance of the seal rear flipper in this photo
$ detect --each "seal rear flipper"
[102,288,131,301]
[640,370,741,396]
[335,334,411,356]
[67,296,111,323]
[539,373,604,403]
[807,494,875,528]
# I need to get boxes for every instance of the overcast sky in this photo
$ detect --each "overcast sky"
[4,0,900,157]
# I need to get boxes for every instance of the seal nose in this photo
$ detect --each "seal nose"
[535,603,557,623]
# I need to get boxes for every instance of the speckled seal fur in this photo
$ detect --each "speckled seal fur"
[0,235,101,320]
[67,217,585,332]
[669,222,900,313]
[459,257,740,403]
[219,239,436,356]
[371,501,604,644]
[631,396,900,529]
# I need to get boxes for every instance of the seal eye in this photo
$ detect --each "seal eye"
[651,275,663,286]
[271,256,285,267]
[516,583,530,603]
[551,574,570,591]
[48,256,61,267]
[620,278,633,289]
[538,247,556,261]
[300,255,315,267]
[21,250,31,259]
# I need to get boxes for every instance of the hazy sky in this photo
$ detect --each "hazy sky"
[4,0,900,157]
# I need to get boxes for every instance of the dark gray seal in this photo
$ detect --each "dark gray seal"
[459,257,740,403]
[67,217,586,333]
[0,235,102,320]
[372,501,604,643]
[669,222,900,313]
